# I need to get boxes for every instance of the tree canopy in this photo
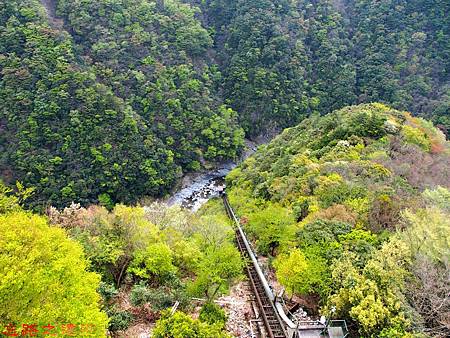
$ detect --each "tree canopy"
[1,0,449,209]
[0,209,108,337]
[222,103,450,336]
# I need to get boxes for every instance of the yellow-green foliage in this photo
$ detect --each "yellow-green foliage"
[153,310,231,338]
[0,182,19,214]
[188,243,243,301]
[195,197,231,226]
[326,238,412,336]
[228,186,267,216]
[244,202,296,255]
[67,202,240,301]
[401,206,450,263]
[401,125,431,151]
[274,249,309,295]
[128,242,177,279]
[320,142,363,162]
[224,104,446,231]
[213,104,450,336]
[166,233,203,273]
[274,249,327,296]
[70,204,170,283]
[0,212,108,337]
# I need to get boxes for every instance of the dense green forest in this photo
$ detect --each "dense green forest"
[0,0,244,209]
[199,0,449,135]
[0,0,449,337]
[1,0,448,208]
[1,103,448,337]
[223,103,450,336]
[1,181,240,337]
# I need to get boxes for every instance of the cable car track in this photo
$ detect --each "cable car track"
[222,193,349,338]
[223,194,288,338]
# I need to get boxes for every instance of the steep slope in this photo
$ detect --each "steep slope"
[53,0,244,167]
[0,0,244,209]
[1,0,448,210]
[0,0,173,208]
[196,0,449,135]
[223,103,450,336]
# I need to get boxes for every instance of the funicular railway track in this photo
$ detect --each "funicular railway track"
[222,193,349,338]
[222,194,288,338]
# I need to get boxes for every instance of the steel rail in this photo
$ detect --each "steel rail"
[222,194,288,338]
[222,193,349,338]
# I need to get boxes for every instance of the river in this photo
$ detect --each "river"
[166,161,234,211]
[166,139,261,211]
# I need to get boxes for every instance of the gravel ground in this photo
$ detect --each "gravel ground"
[219,282,256,338]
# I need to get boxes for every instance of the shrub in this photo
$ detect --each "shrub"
[98,193,114,210]
[98,281,118,302]
[188,243,243,301]
[337,229,378,267]
[401,125,431,151]
[422,186,450,212]
[153,310,230,337]
[199,302,227,329]
[129,283,186,311]
[325,239,412,337]
[129,283,151,307]
[145,289,175,311]
[107,309,134,332]
[344,197,370,220]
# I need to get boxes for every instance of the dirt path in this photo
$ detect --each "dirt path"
[218,282,255,337]
[40,0,64,29]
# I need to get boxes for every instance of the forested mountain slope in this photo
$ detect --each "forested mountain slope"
[0,0,244,209]
[198,0,449,136]
[223,103,450,336]
[1,1,449,336]
[0,0,448,209]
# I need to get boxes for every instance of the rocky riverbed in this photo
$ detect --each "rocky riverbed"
[166,139,261,211]
[166,162,234,211]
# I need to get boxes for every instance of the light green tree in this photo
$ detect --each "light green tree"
[274,249,309,295]
[247,203,295,255]
[0,211,108,336]
[127,242,177,279]
[190,243,243,301]
[70,204,161,286]
[325,238,412,336]
[400,198,450,334]
[274,248,327,296]
[153,310,230,338]
[401,206,450,263]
